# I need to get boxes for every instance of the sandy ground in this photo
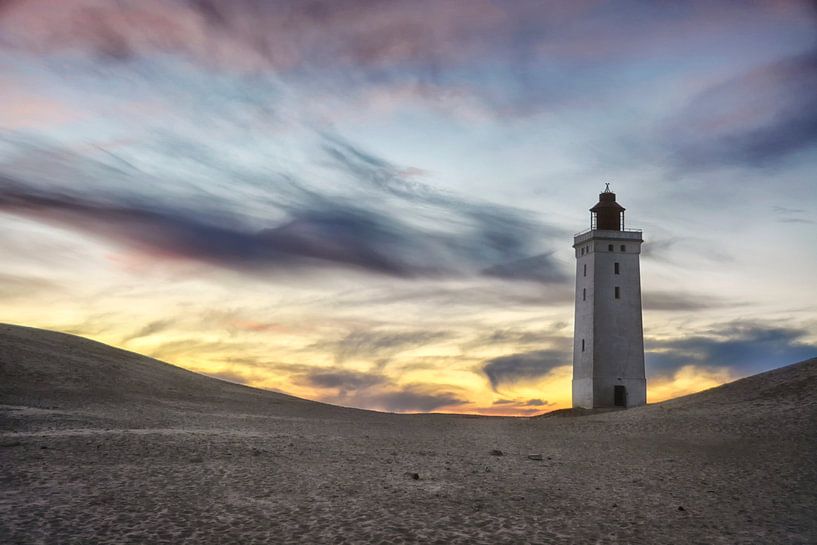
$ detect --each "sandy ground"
[1,323,816,544]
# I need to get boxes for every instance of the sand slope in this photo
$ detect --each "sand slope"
[1,323,816,544]
[0,323,350,420]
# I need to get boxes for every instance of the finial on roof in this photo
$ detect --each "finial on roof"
[603,182,612,193]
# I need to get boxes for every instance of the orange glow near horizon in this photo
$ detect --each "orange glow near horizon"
[0,304,744,416]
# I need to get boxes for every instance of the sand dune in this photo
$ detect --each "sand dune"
[0,323,348,417]
[2,323,816,544]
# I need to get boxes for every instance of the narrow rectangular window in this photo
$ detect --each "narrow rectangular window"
[620,244,626,252]
[582,288,586,301]
[583,263,587,276]
[614,286,620,299]
[608,244,613,251]
[581,339,585,352]
[614,262,619,275]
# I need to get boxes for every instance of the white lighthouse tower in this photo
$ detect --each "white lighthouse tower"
[572,185,646,409]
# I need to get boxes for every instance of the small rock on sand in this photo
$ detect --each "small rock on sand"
[527,454,543,461]
[489,449,504,456]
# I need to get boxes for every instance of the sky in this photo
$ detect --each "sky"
[1,0,816,415]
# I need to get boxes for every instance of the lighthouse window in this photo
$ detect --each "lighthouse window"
[620,244,626,252]
[583,264,587,276]
[614,286,620,299]
[581,339,585,352]
[582,288,586,301]
[608,244,614,251]
[614,262,619,275]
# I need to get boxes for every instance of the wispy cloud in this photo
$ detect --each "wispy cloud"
[286,363,467,412]
[0,272,56,300]
[348,384,467,413]
[642,290,735,312]
[665,51,817,168]
[0,135,567,282]
[647,321,817,378]
[295,369,388,393]
[313,329,450,365]
[121,319,173,343]
[482,253,567,285]
[772,205,815,224]
[482,349,569,391]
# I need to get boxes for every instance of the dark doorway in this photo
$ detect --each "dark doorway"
[614,385,627,407]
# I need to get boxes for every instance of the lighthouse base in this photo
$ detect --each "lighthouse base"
[572,377,646,409]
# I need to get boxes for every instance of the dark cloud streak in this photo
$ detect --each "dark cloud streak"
[482,349,569,391]
[647,322,817,378]
[298,369,388,392]
[0,133,568,283]
[642,290,734,311]
[667,51,817,168]
[122,319,173,343]
[314,329,450,364]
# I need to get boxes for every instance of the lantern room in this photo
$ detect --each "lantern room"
[590,183,625,231]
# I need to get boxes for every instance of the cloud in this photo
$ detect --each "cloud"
[482,349,569,390]
[121,319,173,343]
[0,134,565,282]
[278,363,466,412]
[474,397,556,416]
[646,321,817,378]
[666,50,817,168]
[2,0,811,126]
[0,272,56,300]
[482,253,568,285]
[772,205,815,225]
[57,313,121,337]
[296,369,388,392]
[147,337,251,362]
[461,326,573,357]
[322,136,568,270]
[332,282,575,314]
[641,236,734,266]
[642,290,734,311]
[0,84,81,130]
[314,329,450,364]
[348,383,467,413]
[0,0,504,71]
[646,364,736,403]
[296,369,467,412]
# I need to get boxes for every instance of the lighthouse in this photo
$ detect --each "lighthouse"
[572,185,646,409]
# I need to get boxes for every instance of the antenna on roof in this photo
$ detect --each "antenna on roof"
[603,182,612,193]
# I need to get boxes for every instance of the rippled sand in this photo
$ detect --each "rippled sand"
[2,324,816,544]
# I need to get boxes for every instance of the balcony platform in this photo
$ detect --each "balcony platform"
[573,228,643,246]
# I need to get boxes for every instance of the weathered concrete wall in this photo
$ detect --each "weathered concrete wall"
[572,229,645,408]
